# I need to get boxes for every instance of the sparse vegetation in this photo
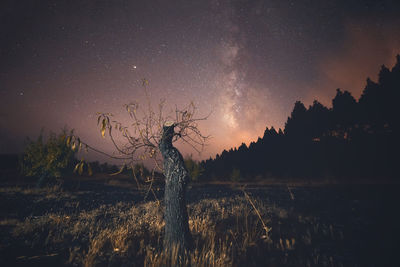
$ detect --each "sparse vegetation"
[20,129,76,187]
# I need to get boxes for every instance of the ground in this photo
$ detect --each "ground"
[0,175,398,266]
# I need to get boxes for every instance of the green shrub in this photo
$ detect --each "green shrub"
[184,156,204,182]
[20,129,76,186]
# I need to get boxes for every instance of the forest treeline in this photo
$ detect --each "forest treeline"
[6,56,399,183]
[201,55,400,181]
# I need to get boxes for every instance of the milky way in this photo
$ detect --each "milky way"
[1,0,400,161]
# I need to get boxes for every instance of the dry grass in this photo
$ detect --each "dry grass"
[0,185,356,266]
[11,196,273,266]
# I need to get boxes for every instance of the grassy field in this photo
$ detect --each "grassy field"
[0,176,397,266]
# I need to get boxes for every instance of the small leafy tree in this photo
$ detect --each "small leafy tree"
[21,129,76,187]
[184,155,204,182]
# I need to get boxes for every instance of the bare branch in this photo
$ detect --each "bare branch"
[68,83,210,198]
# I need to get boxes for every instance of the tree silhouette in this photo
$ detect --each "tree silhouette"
[332,89,357,139]
[203,54,400,181]
[284,101,307,138]
[307,100,330,139]
[359,76,385,132]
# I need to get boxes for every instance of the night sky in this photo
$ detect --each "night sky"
[1,0,400,160]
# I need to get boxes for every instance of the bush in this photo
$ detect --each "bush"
[184,156,204,182]
[20,129,76,186]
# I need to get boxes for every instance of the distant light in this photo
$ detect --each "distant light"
[19,92,24,96]
[132,65,137,70]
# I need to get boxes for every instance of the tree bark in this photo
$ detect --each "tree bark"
[159,124,192,258]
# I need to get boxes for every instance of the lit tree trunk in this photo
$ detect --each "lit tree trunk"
[159,123,192,258]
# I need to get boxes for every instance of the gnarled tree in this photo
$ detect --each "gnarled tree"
[68,86,209,260]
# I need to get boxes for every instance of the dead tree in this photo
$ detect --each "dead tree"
[160,122,192,252]
[68,86,209,259]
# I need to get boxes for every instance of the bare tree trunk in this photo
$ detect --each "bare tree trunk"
[159,124,192,259]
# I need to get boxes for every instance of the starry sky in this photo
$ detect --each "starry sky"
[1,0,400,161]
